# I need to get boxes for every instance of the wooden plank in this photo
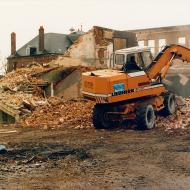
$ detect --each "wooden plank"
[0,102,20,119]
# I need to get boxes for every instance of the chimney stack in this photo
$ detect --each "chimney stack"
[11,32,16,55]
[39,26,44,52]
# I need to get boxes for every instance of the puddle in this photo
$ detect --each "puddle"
[0,143,90,163]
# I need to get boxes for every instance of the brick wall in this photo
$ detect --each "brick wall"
[7,54,60,72]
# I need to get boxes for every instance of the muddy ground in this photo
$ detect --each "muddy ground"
[0,125,190,190]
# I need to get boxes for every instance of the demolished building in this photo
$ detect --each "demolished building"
[63,26,137,68]
[7,24,190,71]
[5,26,137,106]
[7,26,137,71]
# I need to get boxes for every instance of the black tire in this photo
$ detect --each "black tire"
[162,93,176,116]
[92,104,117,129]
[136,104,155,130]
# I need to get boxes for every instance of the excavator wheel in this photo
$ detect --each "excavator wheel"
[162,93,176,116]
[92,104,117,129]
[135,104,156,130]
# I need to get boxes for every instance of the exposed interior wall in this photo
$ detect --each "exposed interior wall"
[106,43,114,68]
[65,32,96,66]
[54,69,81,99]
[41,67,82,100]
[65,27,114,68]
[93,26,113,67]
[64,26,137,68]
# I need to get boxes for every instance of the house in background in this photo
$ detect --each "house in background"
[7,26,83,72]
[7,26,137,72]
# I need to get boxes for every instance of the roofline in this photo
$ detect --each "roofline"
[7,52,64,59]
[128,24,190,32]
[15,32,69,54]
[115,46,151,54]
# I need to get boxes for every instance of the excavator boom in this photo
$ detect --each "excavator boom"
[146,45,190,80]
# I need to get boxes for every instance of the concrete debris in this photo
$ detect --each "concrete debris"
[0,91,44,120]
[18,95,190,131]
[0,65,49,122]
[157,97,190,131]
[0,65,50,90]
[18,98,95,129]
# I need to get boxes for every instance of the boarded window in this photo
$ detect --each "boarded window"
[114,38,127,51]
[148,40,155,55]
[138,41,144,47]
[178,37,186,45]
[159,39,166,51]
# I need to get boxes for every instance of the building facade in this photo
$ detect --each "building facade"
[131,25,190,55]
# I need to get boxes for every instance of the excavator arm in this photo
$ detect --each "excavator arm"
[146,45,190,80]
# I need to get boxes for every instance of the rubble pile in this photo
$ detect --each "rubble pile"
[19,98,95,129]
[0,91,44,116]
[0,64,96,126]
[0,65,50,120]
[157,98,190,131]
[0,64,189,131]
[18,96,190,131]
[0,65,50,90]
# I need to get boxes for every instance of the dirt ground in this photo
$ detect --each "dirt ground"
[0,125,190,190]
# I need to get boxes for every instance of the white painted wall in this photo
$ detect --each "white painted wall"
[69,32,95,60]
[106,43,113,68]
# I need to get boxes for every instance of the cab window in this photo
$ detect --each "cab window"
[115,54,125,65]
[126,53,143,69]
[141,51,153,68]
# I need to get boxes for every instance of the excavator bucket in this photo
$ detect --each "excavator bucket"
[164,60,190,97]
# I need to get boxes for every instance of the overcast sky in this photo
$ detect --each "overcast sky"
[1,0,190,56]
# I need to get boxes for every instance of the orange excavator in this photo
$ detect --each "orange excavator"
[82,45,190,129]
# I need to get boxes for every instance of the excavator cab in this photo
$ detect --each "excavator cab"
[111,47,153,73]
